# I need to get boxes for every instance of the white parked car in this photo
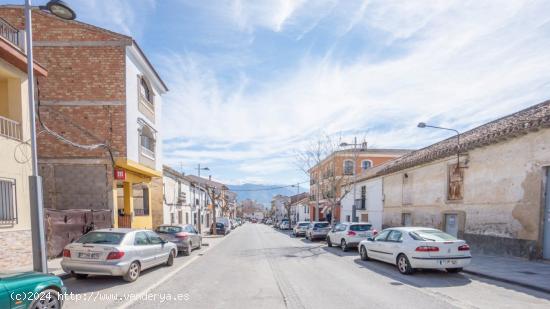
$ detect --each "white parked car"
[327,222,376,251]
[358,227,471,275]
[305,221,330,240]
[279,221,290,230]
[217,217,233,231]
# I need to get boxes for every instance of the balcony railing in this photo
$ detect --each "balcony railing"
[140,145,155,159]
[134,208,149,216]
[0,115,22,141]
[355,199,366,210]
[0,18,22,49]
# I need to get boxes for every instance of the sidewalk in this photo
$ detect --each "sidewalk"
[464,254,550,294]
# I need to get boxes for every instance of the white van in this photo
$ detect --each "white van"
[216,217,233,231]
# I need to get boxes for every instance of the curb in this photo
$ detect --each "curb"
[463,269,550,294]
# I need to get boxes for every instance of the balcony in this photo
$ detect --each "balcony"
[0,18,22,50]
[0,115,22,141]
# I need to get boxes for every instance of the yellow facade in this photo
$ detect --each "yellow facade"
[113,158,161,229]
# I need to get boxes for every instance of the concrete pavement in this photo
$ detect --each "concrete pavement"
[128,223,550,309]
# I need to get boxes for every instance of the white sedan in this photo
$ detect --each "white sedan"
[358,227,471,275]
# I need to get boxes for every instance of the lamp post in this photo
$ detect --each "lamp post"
[340,137,367,223]
[417,122,461,168]
[25,0,76,273]
[196,164,209,233]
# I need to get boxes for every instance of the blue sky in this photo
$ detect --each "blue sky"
[6,0,550,185]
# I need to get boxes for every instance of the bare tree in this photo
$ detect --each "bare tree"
[205,185,223,235]
[296,134,354,224]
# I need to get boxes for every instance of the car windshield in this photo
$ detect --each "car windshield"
[157,226,183,233]
[76,232,125,244]
[410,230,457,241]
[350,224,372,231]
[314,223,329,228]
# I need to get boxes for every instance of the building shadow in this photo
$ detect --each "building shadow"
[352,257,472,288]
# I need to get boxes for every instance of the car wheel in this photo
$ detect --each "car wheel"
[327,236,332,247]
[341,239,348,252]
[360,245,370,261]
[182,246,191,256]
[166,250,175,266]
[123,261,141,282]
[74,273,88,279]
[397,254,413,275]
[446,267,463,273]
[197,239,202,250]
[29,289,61,309]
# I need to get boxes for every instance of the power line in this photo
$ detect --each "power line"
[228,181,309,192]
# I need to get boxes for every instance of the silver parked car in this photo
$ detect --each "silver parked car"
[155,224,202,256]
[305,221,331,241]
[61,228,178,282]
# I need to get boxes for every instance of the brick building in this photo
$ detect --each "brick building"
[0,6,168,255]
[309,148,410,223]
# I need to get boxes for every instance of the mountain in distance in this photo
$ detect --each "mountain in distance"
[227,183,299,206]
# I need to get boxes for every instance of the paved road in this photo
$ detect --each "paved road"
[126,223,550,309]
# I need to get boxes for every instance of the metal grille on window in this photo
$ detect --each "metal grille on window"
[0,178,17,225]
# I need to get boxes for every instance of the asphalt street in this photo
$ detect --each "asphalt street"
[125,223,550,309]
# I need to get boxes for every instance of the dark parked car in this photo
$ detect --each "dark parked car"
[210,222,227,235]
[155,224,202,256]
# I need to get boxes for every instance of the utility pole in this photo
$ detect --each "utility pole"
[196,164,209,233]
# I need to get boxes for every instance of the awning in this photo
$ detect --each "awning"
[115,158,162,178]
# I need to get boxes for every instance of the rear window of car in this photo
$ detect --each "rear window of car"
[157,226,183,234]
[299,223,309,227]
[76,232,124,245]
[350,224,372,231]
[314,223,329,228]
[216,223,225,228]
[410,230,457,241]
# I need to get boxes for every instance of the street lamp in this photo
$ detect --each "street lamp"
[339,137,367,223]
[25,0,77,273]
[417,122,462,168]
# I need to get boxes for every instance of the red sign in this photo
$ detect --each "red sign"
[114,169,126,180]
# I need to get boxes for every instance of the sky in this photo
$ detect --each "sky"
[6,0,550,186]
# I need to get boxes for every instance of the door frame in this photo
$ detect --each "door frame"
[542,166,550,260]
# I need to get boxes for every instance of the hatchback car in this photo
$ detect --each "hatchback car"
[279,220,290,230]
[293,222,310,237]
[155,224,202,256]
[358,227,472,275]
[61,228,177,282]
[305,221,330,240]
[327,222,376,251]
[0,271,67,309]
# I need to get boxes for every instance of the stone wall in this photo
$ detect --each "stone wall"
[0,229,32,269]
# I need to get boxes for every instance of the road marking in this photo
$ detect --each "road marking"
[118,229,237,309]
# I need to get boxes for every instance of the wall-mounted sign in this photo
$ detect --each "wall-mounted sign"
[114,168,126,180]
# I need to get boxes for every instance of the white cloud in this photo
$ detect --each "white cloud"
[159,0,550,184]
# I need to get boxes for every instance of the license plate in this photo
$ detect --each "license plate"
[439,259,458,265]
[79,252,100,259]
[357,233,367,237]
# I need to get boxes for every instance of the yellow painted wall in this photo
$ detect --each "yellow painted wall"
[0,58,32,232]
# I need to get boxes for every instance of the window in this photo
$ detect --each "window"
[0,178,17,224]
[146,231,164,245]
[77,232,124,245]
[361,160,372,171]
[387,230,403,242]
[360,185,366,209]
[374,229,390,241]
[140,124,156,157]
[140,77,152,103]
[350,224,372,231]
[134,232,149,245]
[344,160,354,175]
